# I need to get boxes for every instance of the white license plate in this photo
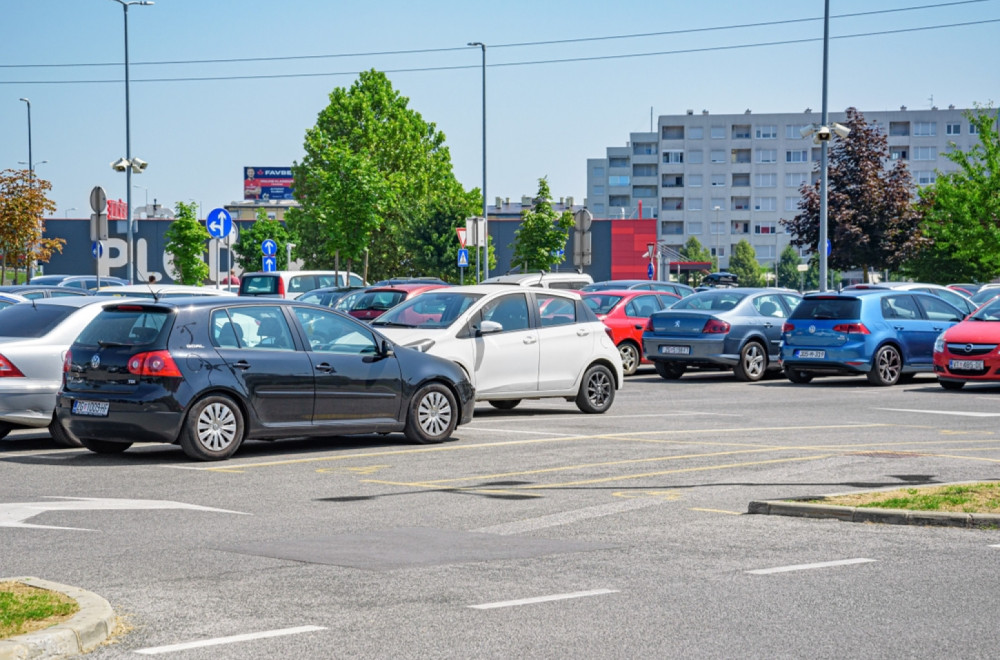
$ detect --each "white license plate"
[660,345,690,355]
[796,350,826,359]
[950,359,984,370]
[72,400,109,417]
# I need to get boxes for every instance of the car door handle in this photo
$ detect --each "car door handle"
[233,360,251,371]
[576,329,589,336]
[763,322,774,328]
[523,336,537,345]
[315,363,334,373]
[634,324,644,330]
[894,326,905,331]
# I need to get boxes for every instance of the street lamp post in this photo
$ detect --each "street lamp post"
[819,0,830,292]
[18,98,37,282]
[713,205,722,270]
[111,0,154,284]
[467,41,487,281]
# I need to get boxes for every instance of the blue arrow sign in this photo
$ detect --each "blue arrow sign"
[262,255,277,272]
[91,241,103,258]
[647,262,654,280]
[206,208,232,239]
[457,248,469,268]
[261,239,277,256]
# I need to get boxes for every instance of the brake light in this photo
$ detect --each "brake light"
[0,354,24,377]
[832,323,871,334]
[278,278,286,298]
[782,322,794,333]
[703,319,731,334]
[127,351,182,377]
[645,318,654,331]
[604,326,614,342]
[63,350,72,373]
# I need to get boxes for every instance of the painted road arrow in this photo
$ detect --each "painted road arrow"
[0,497,247,531]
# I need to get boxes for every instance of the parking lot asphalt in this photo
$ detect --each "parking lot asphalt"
[5,369,1000,657]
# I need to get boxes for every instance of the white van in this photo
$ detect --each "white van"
[481,272,594,290]
[238,270,366,299]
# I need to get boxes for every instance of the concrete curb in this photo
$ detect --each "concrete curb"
[747,499,1000,529]
[0,577,115,660]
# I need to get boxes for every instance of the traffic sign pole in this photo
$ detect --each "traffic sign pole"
[206,208,233,288]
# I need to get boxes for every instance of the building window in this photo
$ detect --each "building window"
[711,246,725,257]
[593,166,605,177]
[756,125,777,139]
[756,244,776,260]
[755,221,777,234]
[710,198,725,210]
[710,222,725,235]
[661,126,684,140]
[732,197,750,211]
[592,185,605,195]
[661,196,683,210]
[946,122,961,135]
[913,146,936,160]
[732,124,751,139]
[710,149,726,163]
[755,173,777,187]
[662,174,683,187]
[786,149,808,163]
[732,173,750,187]
[711,174,726,187]
[662,150,684,164]
[688,221,703,234]
[784,197,799,211]
[755,197,777,212]
[687,150,704,164]
[786,124,808,139]
[731,149,751,164]
[731,220,750,234]
[688,198,703,211]
[757,149,777,163]
[688,126,704,139]
[711,126,725,139]
[786,172,808,188]
[915,170,936,185]
[889,146,908,161]
[634,164,657,177]
[634,186,657,198]
[661,221,684,235]
[889,122,910,137]
[688,174,703,187]
[608,175,631,186]
[914,121,936,136]
[609,195,630,207]
[593,203,605,215]
[970,122,980,134]
[609,156,629,168]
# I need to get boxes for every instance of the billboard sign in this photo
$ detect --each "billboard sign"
[243,166,294,201]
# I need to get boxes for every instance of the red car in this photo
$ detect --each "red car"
[582,289,680,375]
[335,283,449,321]
[933,295,1000,389]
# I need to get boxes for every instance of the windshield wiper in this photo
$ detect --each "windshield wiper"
[97,340,129,348]
[371,320,415,328]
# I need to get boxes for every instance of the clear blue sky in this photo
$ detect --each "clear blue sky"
[2,0,997,218]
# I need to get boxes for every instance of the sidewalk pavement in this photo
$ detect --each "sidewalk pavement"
[0,577,115,660]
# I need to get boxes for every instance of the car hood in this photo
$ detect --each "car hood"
[944,320,1000,343]
[376,326,453,347]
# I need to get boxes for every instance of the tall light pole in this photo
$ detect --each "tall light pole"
[467,41,487,280]
[819,0,830,292]
[111,0,154,284]
[18,98,32,175]
[713,205,722,270]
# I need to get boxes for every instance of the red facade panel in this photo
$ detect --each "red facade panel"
[609,219,657,280]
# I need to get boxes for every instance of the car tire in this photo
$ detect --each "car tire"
[80,437,132,454]
[0,422,11,440]
[939,379,965,390]
[867,345,902,386]
[654,361,686,380]
[405,383,457,444]
[488,400,521,411]
[784,368,813,384]
[618,342,640,376]
[48,416,83,448]
[180,395,245,461]
[576,364,615,414]
[734,341,767,382]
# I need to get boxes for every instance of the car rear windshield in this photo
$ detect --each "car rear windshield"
[673,290,748,311]
[0,303,76,338]
[790,297,862,320]
[583,294,624,314]
[240,275,279,295]
[75,306,173,347]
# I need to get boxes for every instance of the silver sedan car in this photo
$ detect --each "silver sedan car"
[0,297,121,446]
[642,288,801,381]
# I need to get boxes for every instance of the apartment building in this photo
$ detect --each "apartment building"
[586,106,982,270]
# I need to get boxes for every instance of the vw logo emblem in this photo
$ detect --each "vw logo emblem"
[90,354,101,369]
[808,325,816,334]
[965,344,974,353]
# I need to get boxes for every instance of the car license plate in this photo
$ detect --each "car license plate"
[72,400,109,417]
[796,349,826,359]
[950,359,984,370]
[660,345,690,355]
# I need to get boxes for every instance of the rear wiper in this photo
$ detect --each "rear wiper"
[97,340,129,348]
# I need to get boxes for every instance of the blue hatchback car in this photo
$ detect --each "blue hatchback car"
[780,290,966,386]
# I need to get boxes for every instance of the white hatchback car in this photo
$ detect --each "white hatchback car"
[372,285,623,413]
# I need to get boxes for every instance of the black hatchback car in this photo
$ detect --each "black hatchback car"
[56,298,475,461]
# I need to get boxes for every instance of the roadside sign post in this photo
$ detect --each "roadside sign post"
[261,239,277,273]
[91,241,104,289]
[456,228,468,284]
[206,208,233,288]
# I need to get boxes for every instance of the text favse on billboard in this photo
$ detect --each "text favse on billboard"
[244,167,294,201]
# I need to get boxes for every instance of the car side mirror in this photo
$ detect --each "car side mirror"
[476,320,503,336]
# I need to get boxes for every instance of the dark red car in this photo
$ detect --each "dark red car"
[335,283,449,321]
[582,289,680,375]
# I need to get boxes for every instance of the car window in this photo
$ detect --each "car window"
[0,304,76,338]
[882,295,920,320]
[482,294,530,332]
[292,307,376,354]
[223,306,295,350]
[753,294,787,318]
[288,275,320,293]
[625,294,661,318]
[537,294,577,327]
[373,291,482,329]
[674,291,747,311]
[779,294,802,315]
[789,298,861,320]
[914,294,963,321]
[76,307,170,345]
[657,293,680,308]
[240,275,279,295]
[931,288,973,314]
[583,294,623,315]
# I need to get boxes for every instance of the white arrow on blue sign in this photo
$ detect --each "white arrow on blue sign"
[262,256,277,272]
[647,262,654,280]
[457,248,469,268]
[261,239,277,256]
[91,241,103,258]
[206,208,232,239]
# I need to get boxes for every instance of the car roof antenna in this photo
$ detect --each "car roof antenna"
[137,268,162,302]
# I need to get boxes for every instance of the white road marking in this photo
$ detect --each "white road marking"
[747,558,876,575]
[0,497,246,531]
[472,497,663,535]
[134,625,326,655]
[875,408,1000,418]
[469,589,618,610]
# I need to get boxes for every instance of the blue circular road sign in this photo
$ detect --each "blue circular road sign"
[206,208,232,239]
[261,239,277,256]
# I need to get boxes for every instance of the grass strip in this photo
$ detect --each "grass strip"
[811,482,1000,513]
[0,582,79,639]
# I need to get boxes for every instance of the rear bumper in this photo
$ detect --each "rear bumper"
[55,394,184,445]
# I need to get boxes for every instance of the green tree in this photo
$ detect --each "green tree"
[232,208,294,272]
[286,69,469,281]
[164,201,210,285]
[728,239,764,287]
[509,178,574,272]
[677,236,715,286]
[776,244,802,290]
[904,105,1000,282]
[782,107,921,280]
[0,169,60,284]
[401,185,483,282]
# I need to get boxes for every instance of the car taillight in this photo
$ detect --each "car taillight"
[604,326,614,342]
[832,323,871,334]
[63,350,72,373]
[127,351,182,377]
[278,278,286,298]
[703,319,731,334]
[782,322,794,333]
[645,317,654,331]
[0,354,24,378]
